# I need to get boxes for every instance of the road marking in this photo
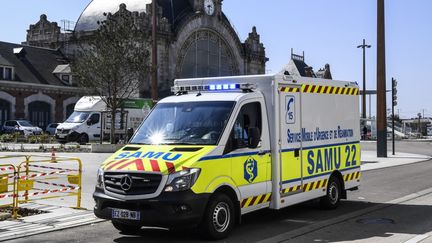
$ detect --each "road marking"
[404,234,430,243]
[258,187,432,243]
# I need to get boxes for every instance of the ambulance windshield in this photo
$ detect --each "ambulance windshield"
[130,101,235,145]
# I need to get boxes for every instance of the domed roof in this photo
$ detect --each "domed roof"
[75,0,193,32]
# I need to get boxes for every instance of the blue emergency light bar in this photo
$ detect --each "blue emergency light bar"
[171,83,256,93]
[209,83,239,91]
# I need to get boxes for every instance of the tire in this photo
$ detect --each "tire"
[112,220,141,235]
[198,193,235,240]
[78,133,89,145]
[320,175,342,209]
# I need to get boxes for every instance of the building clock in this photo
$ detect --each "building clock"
[203,0,215,16]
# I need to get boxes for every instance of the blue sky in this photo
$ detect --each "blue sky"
[0,0,431,118]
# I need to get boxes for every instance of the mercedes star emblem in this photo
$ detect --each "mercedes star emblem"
[120,175,133,191]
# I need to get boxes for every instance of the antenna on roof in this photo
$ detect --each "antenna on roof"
[60,19,76,58]
[61,19,75,33]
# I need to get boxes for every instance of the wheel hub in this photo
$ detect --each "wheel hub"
[212,202,230,233]
[328,182,339,204]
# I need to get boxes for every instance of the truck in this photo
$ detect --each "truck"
[56,96,153,144]
[93,74,360,239]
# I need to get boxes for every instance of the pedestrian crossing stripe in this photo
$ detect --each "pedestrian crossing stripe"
[279,84,359,96]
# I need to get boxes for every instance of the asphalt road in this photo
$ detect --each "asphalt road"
[6,141,432,243]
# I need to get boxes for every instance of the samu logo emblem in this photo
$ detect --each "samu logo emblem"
[285,96,295,124]
[244,157,258,183]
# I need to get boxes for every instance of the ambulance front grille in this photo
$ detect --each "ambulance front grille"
[104,172,162,195]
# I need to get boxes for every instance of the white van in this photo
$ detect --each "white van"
[56,96,152,144]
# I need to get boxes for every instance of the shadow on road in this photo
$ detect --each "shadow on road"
[113,199,376,243]
[289,202,432,242]
[111,199,432,242]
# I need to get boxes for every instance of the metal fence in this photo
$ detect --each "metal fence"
[0,155,83,219]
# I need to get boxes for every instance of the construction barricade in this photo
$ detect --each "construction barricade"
[0,159,19,219]
[0,155,83,219]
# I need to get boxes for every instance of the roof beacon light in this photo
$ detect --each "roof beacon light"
[171,83,256,93]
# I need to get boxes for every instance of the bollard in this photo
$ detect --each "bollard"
[51,146,57,163]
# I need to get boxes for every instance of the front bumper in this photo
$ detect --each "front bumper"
[93,188,210,228]
[55,131,80,142]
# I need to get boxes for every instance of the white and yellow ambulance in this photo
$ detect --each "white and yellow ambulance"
[93,74,360,239]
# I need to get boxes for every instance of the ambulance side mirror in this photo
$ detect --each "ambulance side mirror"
[248,127,261,148]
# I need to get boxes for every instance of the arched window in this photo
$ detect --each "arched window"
[28,101,51,130]
[179,30,238,78]
[0,99,11,125]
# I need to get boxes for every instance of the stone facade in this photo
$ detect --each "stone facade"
[24,14,70,50]
[24,0,268,99]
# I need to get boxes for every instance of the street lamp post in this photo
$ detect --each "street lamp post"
[357,39,371,139]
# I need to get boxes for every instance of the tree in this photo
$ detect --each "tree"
[72,6,151,144]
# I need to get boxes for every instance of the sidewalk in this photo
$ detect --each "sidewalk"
[361,150,431,171]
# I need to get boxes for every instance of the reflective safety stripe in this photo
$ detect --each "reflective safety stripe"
[281,171,361,194]
[282,178,328,194]
[344,171,361,181]
[103,159,189,174]
[279,87,300,93]
[241,193,271,208]
[241,171,360,208]
[279,85,359,96]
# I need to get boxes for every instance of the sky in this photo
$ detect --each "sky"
[0,0,431,119]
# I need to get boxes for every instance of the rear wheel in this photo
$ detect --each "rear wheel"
[199,193,235,240]
[112,220,141,235]
[320,176,342,209]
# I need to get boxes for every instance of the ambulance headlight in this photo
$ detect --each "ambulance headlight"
[96,168,104,189]
[164,168,201,192]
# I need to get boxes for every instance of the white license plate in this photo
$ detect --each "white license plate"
[112,208,140,220]
[58,134,66,138]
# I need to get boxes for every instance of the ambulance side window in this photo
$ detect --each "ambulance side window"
[225,102,262,154]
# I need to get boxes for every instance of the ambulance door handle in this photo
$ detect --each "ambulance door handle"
[257,150,266,156]
[294,149,300,158]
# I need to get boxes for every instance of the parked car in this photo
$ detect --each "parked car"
[45,123,59,135]
[2,120,43,136]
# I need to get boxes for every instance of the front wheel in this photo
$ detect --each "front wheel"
[112,220,141,235]
[78,133,89,145]
[320,176,342,209]
[199,193,235,240]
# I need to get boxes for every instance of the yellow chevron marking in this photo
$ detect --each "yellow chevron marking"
[253,195,263,206]
[244,197,253,207]
[264,193,271,202]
